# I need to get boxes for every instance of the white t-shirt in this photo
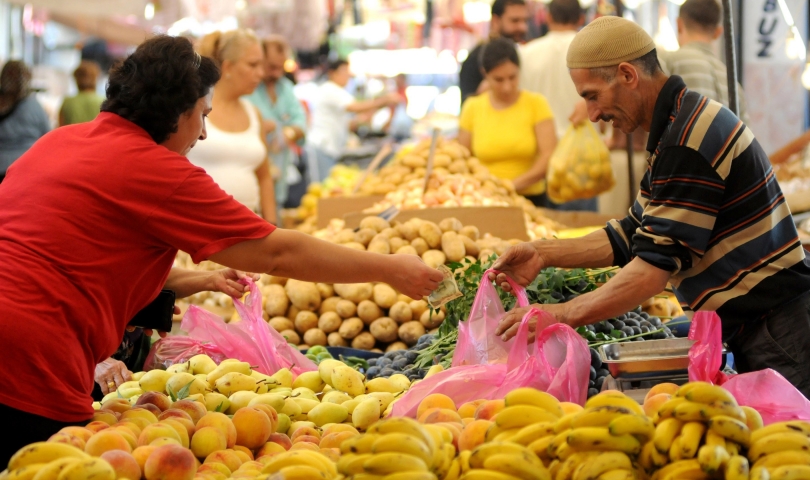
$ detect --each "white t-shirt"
[307,80,355,157]
[186,98,267,212]
[520,31,581,137]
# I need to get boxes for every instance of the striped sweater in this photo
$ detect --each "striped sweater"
[605,76,810,338]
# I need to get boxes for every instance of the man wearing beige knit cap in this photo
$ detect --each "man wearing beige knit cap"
[492,16,810,397]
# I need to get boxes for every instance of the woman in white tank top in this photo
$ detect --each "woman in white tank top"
[188,29,277,222]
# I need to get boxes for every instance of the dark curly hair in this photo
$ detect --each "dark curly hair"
[101,35,220,144]
[480,37,520,74]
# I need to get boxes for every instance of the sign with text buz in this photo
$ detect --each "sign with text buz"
[742,0,807,154]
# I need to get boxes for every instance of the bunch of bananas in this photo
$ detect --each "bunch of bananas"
[337,417,456,480]
[258,449,339,479]
[544,391,650,480]
[746,421,810,479]
[486,388,566,441]
[5,442,115,480]
[647,382,762,480]
[458,441,549,480]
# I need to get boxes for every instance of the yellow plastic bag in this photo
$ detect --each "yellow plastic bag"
[546,122,614,203]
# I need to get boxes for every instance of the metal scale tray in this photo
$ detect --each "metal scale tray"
[598,338,695,378]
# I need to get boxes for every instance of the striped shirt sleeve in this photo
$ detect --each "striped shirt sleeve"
[633,146,725,274]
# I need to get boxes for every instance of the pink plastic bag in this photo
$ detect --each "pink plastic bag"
[143,336,227,371]
[452,269,529,367]
[688,311,810,424]
[181,278,317,376]
[391,291,591,417]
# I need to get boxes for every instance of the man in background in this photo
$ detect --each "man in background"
[306,60,401,182]
[520,0,597,212]
[520,0,582,138]
[659,0,748,122]
[458,0,528,104]
[247,36,308,208]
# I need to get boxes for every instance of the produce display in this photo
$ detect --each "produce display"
[774,160,810,196]
[412,256,678,379]
[177,213,536,352]
[6,355,810,480]
[296,165,364,221]
[294,138,561,241]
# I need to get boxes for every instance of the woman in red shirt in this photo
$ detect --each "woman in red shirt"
[0,35,441,463]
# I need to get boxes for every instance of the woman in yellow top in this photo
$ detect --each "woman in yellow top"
[457,38,557,205]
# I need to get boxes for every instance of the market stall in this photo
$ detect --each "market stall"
[4,266,809,480]
[6,0,810,478]
[7,128,809,479]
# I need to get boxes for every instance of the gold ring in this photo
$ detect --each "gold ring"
[107,381,116,390]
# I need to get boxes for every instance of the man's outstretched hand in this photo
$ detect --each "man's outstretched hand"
[487,243,545,293]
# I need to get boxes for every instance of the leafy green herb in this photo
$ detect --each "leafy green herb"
[176,380,195,401]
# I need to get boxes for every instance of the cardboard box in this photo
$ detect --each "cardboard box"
[344,206,531,241]
[537,208,619,229]
[316,196,384,228]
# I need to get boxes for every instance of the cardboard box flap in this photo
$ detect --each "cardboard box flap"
[317,196,384,228]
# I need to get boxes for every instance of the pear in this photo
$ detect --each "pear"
[139,370,173,393]
[194,374,211,388]
[318,359,344,386]
[364,377,400,394]
[287,421,317,437]
[292,371,325,393]
[248,393,286,412]
[281,398,303,417]
[269,387,292,397]
[308,402,349,427]
[166,361,191,374]
[165,372,207,398]
[206,361,251,384]
[276,413,291,433]
[118,380,141,391]
[203,392,231,412]
[189,354,218,375]
[322,391,352,404]
[214,372,257,397]
[227,390,258,414]
[251,370,280,387]
[352,398,381,431]
[368,392,396,411]
[269,368,293,389]
[118,387,143,399]
[290,397,319,414]
[101,391,119,404]
[291,387,318,402]
[342,398,362,414]
[331,365,365,397]
[185,393,205,403]
[388,374,411,392]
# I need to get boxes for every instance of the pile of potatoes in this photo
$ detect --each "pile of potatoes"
[361,139,523,212]
[173,214,528,351]
[294,138,560,241]
[260,277,445,353]
[311,215,524,268]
